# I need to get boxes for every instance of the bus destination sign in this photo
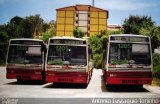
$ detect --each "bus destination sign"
[111,36,149,42]
[50,39,86,45]
[11,40,42,45]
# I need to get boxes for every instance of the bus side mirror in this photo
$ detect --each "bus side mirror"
[41,43,46,53]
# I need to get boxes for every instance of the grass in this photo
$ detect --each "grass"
[152,78,160,86]
[153,65,160,72]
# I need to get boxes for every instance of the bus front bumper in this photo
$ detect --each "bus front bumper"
[45,71,89,84]
[6,74,43,80]
[106,77,152,85]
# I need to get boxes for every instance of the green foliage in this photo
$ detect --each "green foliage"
[0,15,56,66]
[48,60,63,65]
[123,15,154,34]
[40,32,53,43]
[107,30,123,36]
[73,27,85,38]
[93,54,103,69]
[89,30,108,69]
[123,15,160,51]
[40,21,56,42]
[140,26,160,52]
[0,27,9,65]
[153,53,160,66]
[152,53,160,72]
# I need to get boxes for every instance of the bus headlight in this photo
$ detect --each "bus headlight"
[35,72,41,74]
[8,70,15,74]
[109,74,117,77]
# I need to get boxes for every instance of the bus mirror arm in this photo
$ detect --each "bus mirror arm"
[128,60,135,65]
[41,43,46,53]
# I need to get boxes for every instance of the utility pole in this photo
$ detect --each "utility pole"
[92,0,94,6]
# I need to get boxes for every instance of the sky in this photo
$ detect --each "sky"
[0,0,160,25]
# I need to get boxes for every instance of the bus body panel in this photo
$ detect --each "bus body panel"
[45,71,89,84]
[6,38,46,81]
[45,37,93,84]
[104,70,152,85]
[103,34,153,86]
[6,68,43,80]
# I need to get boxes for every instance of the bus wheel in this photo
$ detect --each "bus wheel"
[136,85,143,88]
[17,79,23,83]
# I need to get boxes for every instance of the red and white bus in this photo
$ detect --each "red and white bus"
[6,38,46,82]
[103,34,152,87]
[45,37,93,85]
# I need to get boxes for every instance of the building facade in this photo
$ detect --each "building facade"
[56,5,109,37]
[107,24,122,31]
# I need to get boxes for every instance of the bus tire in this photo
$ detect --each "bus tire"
[17,79,23,83]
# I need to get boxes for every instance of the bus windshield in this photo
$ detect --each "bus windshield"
[109,43,151,65]
[7,45,42,64]
[47,45,87,66]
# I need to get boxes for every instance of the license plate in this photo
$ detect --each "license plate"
[17,76,30,80]
[58,78,73,82]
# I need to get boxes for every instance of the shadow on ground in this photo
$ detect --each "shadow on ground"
[5,80,45,85]
[43,82,88,89]
[101,75,150,92]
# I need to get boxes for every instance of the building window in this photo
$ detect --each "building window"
[88,14,90,17]
[76,20,78,24]
[76,14,78,17]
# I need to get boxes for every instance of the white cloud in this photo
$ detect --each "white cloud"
[96,0,156,11]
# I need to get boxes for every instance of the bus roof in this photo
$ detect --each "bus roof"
[49,36,87,41]
[10,38,43,42]
[109,34,149,38]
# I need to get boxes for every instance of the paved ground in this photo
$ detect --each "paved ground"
[0,67,160,103]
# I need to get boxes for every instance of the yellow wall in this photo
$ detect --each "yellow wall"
[90,25,98,32]
[99,12,107,18]
[65,25,73,31]
[90,18,98,25]
[99,19,106,25]
[66,18,73,24]
[56,10,74,36]
[56,31,64,36]
[99,25,106,31]
[57,24,64,31]
[56,6,108,37]
[90,12,98,18]
[65,32,73,36]
[57,11,65,17]
[57,18,65,24]
[66,11,74,17]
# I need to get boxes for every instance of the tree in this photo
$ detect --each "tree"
[89,30,108,68]
[123,15,160,51]
[6,16,24,38]
[40,20,56,42]
[73,27,85,38]
[0,29,9,65]
[26,14,43,38]
[123,15,154,34]
[140,26,160,52]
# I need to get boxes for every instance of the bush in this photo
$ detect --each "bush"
[93,54,103,69]
[153,53,160,66]
[153,53,160,72]
[89,30,107,69]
